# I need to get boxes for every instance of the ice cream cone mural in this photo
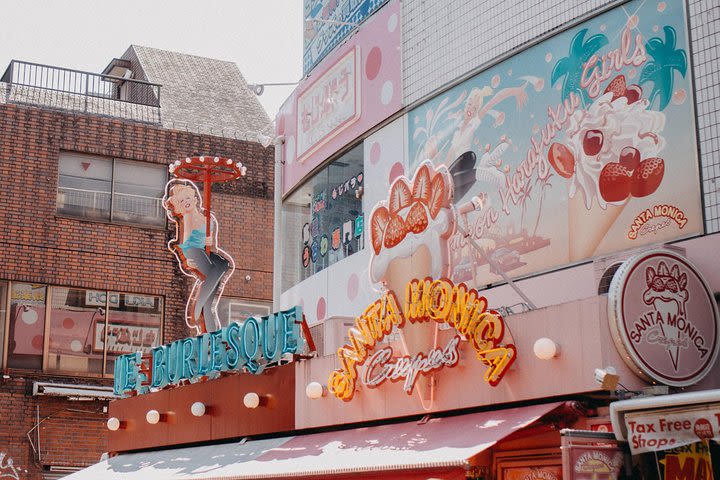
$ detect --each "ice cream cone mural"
[369,161,456,401]
[551,75,667,261]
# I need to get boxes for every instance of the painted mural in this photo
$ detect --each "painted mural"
[407,0,701,287]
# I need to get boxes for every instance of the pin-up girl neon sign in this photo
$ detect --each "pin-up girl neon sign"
[164,156,246,333]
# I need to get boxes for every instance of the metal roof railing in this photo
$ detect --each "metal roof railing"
[1,59,162,124]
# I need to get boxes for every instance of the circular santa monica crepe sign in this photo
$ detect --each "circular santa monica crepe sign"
[608,249,719,387]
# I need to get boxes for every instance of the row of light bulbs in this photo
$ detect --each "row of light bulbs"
[107,351,569,431]
[106,392,269,431]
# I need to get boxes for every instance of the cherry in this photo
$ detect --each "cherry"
[583,129,604,156]
[619,146,641,171]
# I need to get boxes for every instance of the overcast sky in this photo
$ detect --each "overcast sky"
[0,0,302,119]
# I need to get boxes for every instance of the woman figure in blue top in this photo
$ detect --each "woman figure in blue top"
[163,180,233,333]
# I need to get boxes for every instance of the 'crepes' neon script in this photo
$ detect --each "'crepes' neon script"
[114,306,304,396]
[364,335,461,394]
[328,278,517,401]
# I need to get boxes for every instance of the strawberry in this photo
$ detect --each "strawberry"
[406,201,429,234]
[383,214,407,248]
[604,75,627,101]
[412,164,432,205]
[631,157,664,198]
[428,172,448,219]
[370,206,389,255]
[547,142,575,178]
[599,162,631,203]
[388,179,412,215]
[624,84,643,104]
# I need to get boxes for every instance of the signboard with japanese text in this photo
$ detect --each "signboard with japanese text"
[303,0,389,74]
[279,0,401,195]
[406,0,701,289]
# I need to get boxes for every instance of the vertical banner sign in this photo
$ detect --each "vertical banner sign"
[407,0,701,288]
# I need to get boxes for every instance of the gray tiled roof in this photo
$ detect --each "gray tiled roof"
[123,45,271,138]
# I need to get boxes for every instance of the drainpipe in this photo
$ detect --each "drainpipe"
[272,135,286,311]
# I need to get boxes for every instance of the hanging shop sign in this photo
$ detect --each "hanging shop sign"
[113,306,305,397]
[608,249,720,387]
[563,445,624,480]
[328,277,516,401]
[624,404,720,455]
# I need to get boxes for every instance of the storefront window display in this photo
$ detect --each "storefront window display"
[281,143,364,291]
[3,282,162,376]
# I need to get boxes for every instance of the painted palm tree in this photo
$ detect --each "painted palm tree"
[551,28,608,104]
[639,26,687,111]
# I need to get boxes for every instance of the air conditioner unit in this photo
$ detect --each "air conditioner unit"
[593,244,686,295]
[32,382,117,401]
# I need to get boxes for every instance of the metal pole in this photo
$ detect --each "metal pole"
[272,136,285,311]
[454,223,536,310]
[204,168,212,255]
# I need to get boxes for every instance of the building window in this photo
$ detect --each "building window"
[7,283,47,370]
[216,297,271,328]
[3,282,162,376]
[281,143,364,291]
[57,152,166,227]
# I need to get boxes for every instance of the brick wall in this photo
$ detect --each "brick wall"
[0,102,274,479]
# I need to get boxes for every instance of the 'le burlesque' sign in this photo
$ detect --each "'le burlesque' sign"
[329,278,516,401]
[114,306,304,396]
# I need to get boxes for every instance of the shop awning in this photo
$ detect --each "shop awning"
[65,402,566,480]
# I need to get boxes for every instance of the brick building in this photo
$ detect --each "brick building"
[0,47,274,479]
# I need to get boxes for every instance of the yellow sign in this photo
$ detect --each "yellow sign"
[328,278,516,401]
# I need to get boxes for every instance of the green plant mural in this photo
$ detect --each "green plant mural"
[551,28,608,104]
[640,26,688,110]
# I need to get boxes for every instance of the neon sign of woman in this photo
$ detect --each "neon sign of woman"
[163,179,234,333]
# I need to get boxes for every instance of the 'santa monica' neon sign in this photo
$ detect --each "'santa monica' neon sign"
[114,306,304,396]
[329,278,516,401]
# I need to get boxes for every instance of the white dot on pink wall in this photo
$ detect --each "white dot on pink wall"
[381,81,394,105]
[388,13,398,32]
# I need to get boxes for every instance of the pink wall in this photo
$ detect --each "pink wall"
[277,0,402,195]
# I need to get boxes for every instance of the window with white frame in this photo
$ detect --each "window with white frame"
[57,152,167,227]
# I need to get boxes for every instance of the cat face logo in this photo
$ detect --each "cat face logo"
[643,261,689,316]
[642,261,691,371]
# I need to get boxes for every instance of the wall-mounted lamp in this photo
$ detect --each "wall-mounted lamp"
[305,382,328,400]
[191,401,214,417]
[594,366,619,391]
[243,392,269,409]
[106,417,127,431]
[247,82,300,96]
[533,337,560,360]
[145,409,169,424]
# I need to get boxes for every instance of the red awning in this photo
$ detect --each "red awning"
[65,402,568,480]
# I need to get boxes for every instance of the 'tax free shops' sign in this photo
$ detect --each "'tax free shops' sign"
[624,404,720,455]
